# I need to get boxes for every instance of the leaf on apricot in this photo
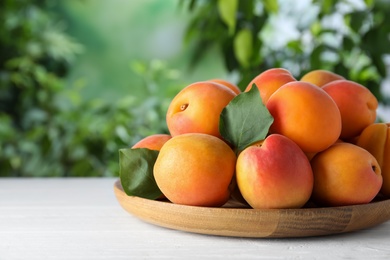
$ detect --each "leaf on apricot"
[119,148,162,200]
[219,85,274,154]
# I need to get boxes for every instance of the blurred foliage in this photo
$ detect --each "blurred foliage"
[2,0,390,177]
[182,0,390,104]
[0,0,178,177]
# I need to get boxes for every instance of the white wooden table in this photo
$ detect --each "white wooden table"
[1,178,390,259]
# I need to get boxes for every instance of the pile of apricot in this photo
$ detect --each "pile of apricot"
[131,68,389,209]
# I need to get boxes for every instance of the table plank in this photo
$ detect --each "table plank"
[1,178,390,259]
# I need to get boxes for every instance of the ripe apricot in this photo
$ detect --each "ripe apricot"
[166,81,236,139]
[236,134,313,209]
[322,80,378,140]
[208,79,241,95]
[311,143,382,206]
[300,69,344,87]
[245,68,296,104]
[266,81,342,153]
[132,134,171,150]
[356,123,390,197]
[153,133,236,207]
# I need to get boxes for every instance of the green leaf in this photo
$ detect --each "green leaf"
[310,44,324,68]
[119,148,162,199]
[342,36,354,51]
[364,0,374,8]
[217,0,238,35]
[234,28,253,68]
[348,11,368,33]
[219,85,274,154]
[287,39,303,54]
[372,54,387,78]
[263,0,279,13]
[310,21,322,36]
[320,0,336,14]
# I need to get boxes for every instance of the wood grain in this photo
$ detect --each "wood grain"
[114,180,390,238]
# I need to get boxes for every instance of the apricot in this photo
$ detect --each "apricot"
[131,134,171,150]
[300,69,344,87]
[322,80,378,140]
[153,133,236,207]
[311,142,382,206]
[245,68,296,104]
[356,123,390,197]
[166,81,236,139]
[266,81,342,153]
[208,79,241,95]
[236,134,313,209]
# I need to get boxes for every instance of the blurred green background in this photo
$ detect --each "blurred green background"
[1,0,389,177]
[61,0,228,102]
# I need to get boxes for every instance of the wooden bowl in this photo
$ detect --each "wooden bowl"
[114,180,390,238]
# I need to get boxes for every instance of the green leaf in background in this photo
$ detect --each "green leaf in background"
[119,148,162,199]
[263,0,279,13]
[219,85,274,154]
[364,0,374,7]
[217,0,238,35]
[318,0,336,15]
[234,28,253,68]
[348,11,368,34]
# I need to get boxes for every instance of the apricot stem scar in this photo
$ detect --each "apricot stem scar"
[180,104,188,111]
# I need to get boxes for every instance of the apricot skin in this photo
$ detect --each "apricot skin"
[266,81,342,153]
[131,134,171,150]
[245,68,296,104]
[311,143,382,207]
[322,80,378,140]
[166,81,236,139]
[208,79,241,95]
[153,133,236,207]
[300,69,344,87]
[356,123,390,197]
[236,134,313,209]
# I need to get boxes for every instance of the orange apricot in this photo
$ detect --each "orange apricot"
[132,134,171,150]
[311,142,382,206]
[300,69,344,87]
[208,79,241,95]
[266,81,342,153]
[153,133,236,207]
[245,68,296,104]
[322,80,378,139]
[166,81,236,139]
[356,123,390,197]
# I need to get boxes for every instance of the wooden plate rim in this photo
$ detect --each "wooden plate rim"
[113,180,390,238]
